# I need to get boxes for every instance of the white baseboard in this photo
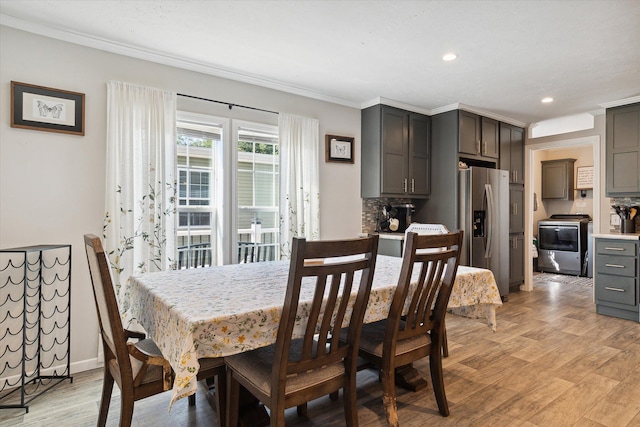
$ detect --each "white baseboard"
[70,357,103,374]
[0,358,104,389]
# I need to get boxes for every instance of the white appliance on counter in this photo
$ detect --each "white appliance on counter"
[458,167,510,298]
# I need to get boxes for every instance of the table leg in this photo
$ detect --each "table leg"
[203,379,269,427]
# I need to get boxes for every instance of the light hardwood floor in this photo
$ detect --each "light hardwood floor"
[2,278,639,427]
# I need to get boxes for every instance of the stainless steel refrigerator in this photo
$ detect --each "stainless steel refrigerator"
[458,167,509,298]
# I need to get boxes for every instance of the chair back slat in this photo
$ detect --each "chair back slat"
[274,236,378,378]
[390,232,463,343]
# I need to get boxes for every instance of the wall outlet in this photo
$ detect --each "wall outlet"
[611,213,620,226]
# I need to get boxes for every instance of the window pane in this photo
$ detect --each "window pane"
[236,124,279,261]
[177,120,220,268]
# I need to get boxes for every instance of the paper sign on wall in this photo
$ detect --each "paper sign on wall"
[576,166,593,189]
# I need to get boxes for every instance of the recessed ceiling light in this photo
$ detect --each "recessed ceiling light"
[541,97,554,103]
[442,53,458,61]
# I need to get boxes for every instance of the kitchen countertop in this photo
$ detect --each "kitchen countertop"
[359,232,405,240]
[592,232,640,240]
[376,232,405,240]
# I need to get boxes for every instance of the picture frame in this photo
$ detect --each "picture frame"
[325,134,354,163]
[11,81,85,136]
[575,165,594,189]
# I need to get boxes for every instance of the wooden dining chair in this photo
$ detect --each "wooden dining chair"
[357,231,463,426]
[84,234,174,427]
[225,235,379,427]
[403,223,452,357]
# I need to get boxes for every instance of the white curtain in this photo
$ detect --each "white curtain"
[104,81,177,309]
[279,113,320,258]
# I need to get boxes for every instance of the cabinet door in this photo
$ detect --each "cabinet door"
[510,126,524,184]
[499,123,512,175]
[542,162,566,199]
[459,111,480,155]
[481,117,499,159]
[381,107,408,195]
[542,160,575,200]
[606,103,640,195]
[509,234,525,287]
[509,185,524,233]
[500,123,525,184]
[409,113,430,196]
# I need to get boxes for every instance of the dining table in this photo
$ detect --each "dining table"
[124,254,502,408]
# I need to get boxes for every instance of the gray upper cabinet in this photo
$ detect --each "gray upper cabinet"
[542,158,576,200]
[606,102,640,196]
[361,104,430,198]
[459,111,499,160]
[481,117,500,158]
[500,123,525,184]
[409,113,430,195]
[459,111,480,156]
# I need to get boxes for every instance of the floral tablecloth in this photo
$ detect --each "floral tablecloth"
[126,255,502,407]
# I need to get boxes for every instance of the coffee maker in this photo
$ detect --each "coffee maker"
[376,203,415,233]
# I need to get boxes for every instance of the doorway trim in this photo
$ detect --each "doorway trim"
[523,135,601,291]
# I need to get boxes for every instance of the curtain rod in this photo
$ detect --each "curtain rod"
[177,93,279,115]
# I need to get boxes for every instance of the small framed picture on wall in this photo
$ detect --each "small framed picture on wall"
[325,135,354,163]
[11,81,85,136]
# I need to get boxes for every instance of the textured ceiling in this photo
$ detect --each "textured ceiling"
[1,0,639,125]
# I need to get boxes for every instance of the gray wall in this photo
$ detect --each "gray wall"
[0,26,362,372]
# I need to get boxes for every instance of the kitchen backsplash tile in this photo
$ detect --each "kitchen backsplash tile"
[610,197,640,232]
[362,198,412,234]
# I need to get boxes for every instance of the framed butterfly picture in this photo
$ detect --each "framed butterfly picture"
[325,134,354,163]
[11,81,85,136]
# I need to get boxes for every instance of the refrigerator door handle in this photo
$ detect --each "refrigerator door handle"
[485,183,495,258]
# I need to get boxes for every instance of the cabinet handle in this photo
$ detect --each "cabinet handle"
[604,247,625,251]
[604,286,625,292]
[476,140,481,154]
[514,170,518,182]
[411,178,415,193]
[403,178,407,193]
[482,140,486,154]
[605,263,625,268]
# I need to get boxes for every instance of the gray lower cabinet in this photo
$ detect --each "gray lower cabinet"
[378,235,404,257]
[594,237,639,322]
[541,158,576,200]
[509,234,525,289]
[361,104,430,198]
[606,102,640,196]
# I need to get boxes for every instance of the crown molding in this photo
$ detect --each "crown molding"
[599,95,640,109]
[456,103,529,128]
[360,97,432,115]
[430,103,529,128]
[0,14,361,109]
[429,103,460,115]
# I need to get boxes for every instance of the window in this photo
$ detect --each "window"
[176,113,279,267]
[235,122,280,262]
[176,116,222,269]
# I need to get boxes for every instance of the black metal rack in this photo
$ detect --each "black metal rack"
[0,244,73,412]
